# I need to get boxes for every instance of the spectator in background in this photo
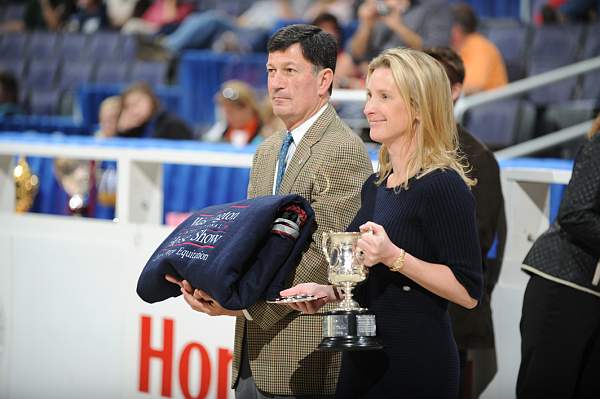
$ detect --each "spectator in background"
[257,97,286,140]
[536,0,567,25]
[202,80,264,146]
[558,0,600,22]
[0,71,23,117]
[94,95,122,209]
[122,0,194,35]
[425,46,507,399]
[64,0,109,33]
[139,0,310,59]
[517,112,600,398]
[105,0,139,28]
[95,96,122,138]
[116,82,193,140]
[0,0,76,31]
[312,12,365,89]
[350,0,452,63]
[450,3,508,94]
[305,0,357,25]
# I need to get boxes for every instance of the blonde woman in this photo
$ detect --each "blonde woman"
[517,113,600,398]
[282,48,482,398]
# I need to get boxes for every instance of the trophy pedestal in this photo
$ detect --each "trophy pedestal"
[318,309,383,351]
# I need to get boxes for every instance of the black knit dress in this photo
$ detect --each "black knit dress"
[336,171,483,399]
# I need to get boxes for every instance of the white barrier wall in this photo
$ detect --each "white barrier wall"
[0,139,572,399]
[0,213,236,399]
[482,167,571,399]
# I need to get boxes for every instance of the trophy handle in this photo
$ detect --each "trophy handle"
[322,231,332,259]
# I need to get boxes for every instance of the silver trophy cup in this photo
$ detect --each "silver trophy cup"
[319,231,382,351]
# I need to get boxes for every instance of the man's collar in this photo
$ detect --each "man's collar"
[288,103,329,144]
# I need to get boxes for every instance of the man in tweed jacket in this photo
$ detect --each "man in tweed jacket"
[173,24,372,398]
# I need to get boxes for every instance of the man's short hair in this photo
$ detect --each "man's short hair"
[452,3,478,34]
[424,47,465,86]
[268,24,338,94]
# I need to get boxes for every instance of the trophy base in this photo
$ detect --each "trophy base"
[318,309,383,352]
[318,335,383,351]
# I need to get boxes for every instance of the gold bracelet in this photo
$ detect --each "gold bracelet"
[389,249,406,273]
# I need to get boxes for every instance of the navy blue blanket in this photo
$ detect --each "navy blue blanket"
[137,195,315,309]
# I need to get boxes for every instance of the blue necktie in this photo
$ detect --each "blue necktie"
[275,132,294,194]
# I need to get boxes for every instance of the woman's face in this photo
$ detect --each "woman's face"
[118,91,154,131]
[364,67,412,146]
[221,101,254,129]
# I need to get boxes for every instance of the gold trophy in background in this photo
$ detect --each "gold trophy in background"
[14,156,39,213]
[53,158,93,215]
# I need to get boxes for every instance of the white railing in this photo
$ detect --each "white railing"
[454,56,600,122]
[0,138,254,225]
[494,119,594,160]
[483,165,571,398]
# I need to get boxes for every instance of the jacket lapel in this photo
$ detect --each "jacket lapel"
[279,104,335,194]
[256,133,283,196]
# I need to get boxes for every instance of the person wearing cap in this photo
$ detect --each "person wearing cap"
[203,80,264,146]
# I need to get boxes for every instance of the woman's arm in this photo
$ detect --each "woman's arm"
[358,222,478,309]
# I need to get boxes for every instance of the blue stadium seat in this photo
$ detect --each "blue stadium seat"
[528,58,578,105]
[485,24,529,81]
[0,58,26,80]
[464,99,521,149]
[529,25,583,61]
[130,61,168,86]
[526,25,585,105]
[87,31,121,59]
[58,60,95,90]
[116,34,138,60]
[28,89,62,115]
[1,3,26,21]
[579,23,600,101]
[59,33,88,59]
[27,31,60,58]
[0,33,27,58]
[94,61,130,84]
[24,59,60,90]
[179,51,267,125]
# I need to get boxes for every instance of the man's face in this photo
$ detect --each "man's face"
[266,43,326,130]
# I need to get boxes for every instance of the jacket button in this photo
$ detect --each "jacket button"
[402,286,411,292]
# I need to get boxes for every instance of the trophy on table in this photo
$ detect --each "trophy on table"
[319,231,383,351]
[14,156,39,213]
[54,159,93,215]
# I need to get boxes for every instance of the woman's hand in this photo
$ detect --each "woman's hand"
[279,283,336,314]
[357,221,399,267]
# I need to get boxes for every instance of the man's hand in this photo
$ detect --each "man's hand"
[279,283,335,314]
[358,0,378,26]
[381,0,404,30]
[164,274,243,317]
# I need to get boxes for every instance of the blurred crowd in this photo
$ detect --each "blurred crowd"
[1,0,599,146]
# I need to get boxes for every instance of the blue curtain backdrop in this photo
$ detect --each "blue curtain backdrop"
[449,0,521,18]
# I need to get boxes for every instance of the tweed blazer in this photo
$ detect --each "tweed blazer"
[232,104,373,396]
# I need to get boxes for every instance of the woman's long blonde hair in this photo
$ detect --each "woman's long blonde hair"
[367,48,474,188]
